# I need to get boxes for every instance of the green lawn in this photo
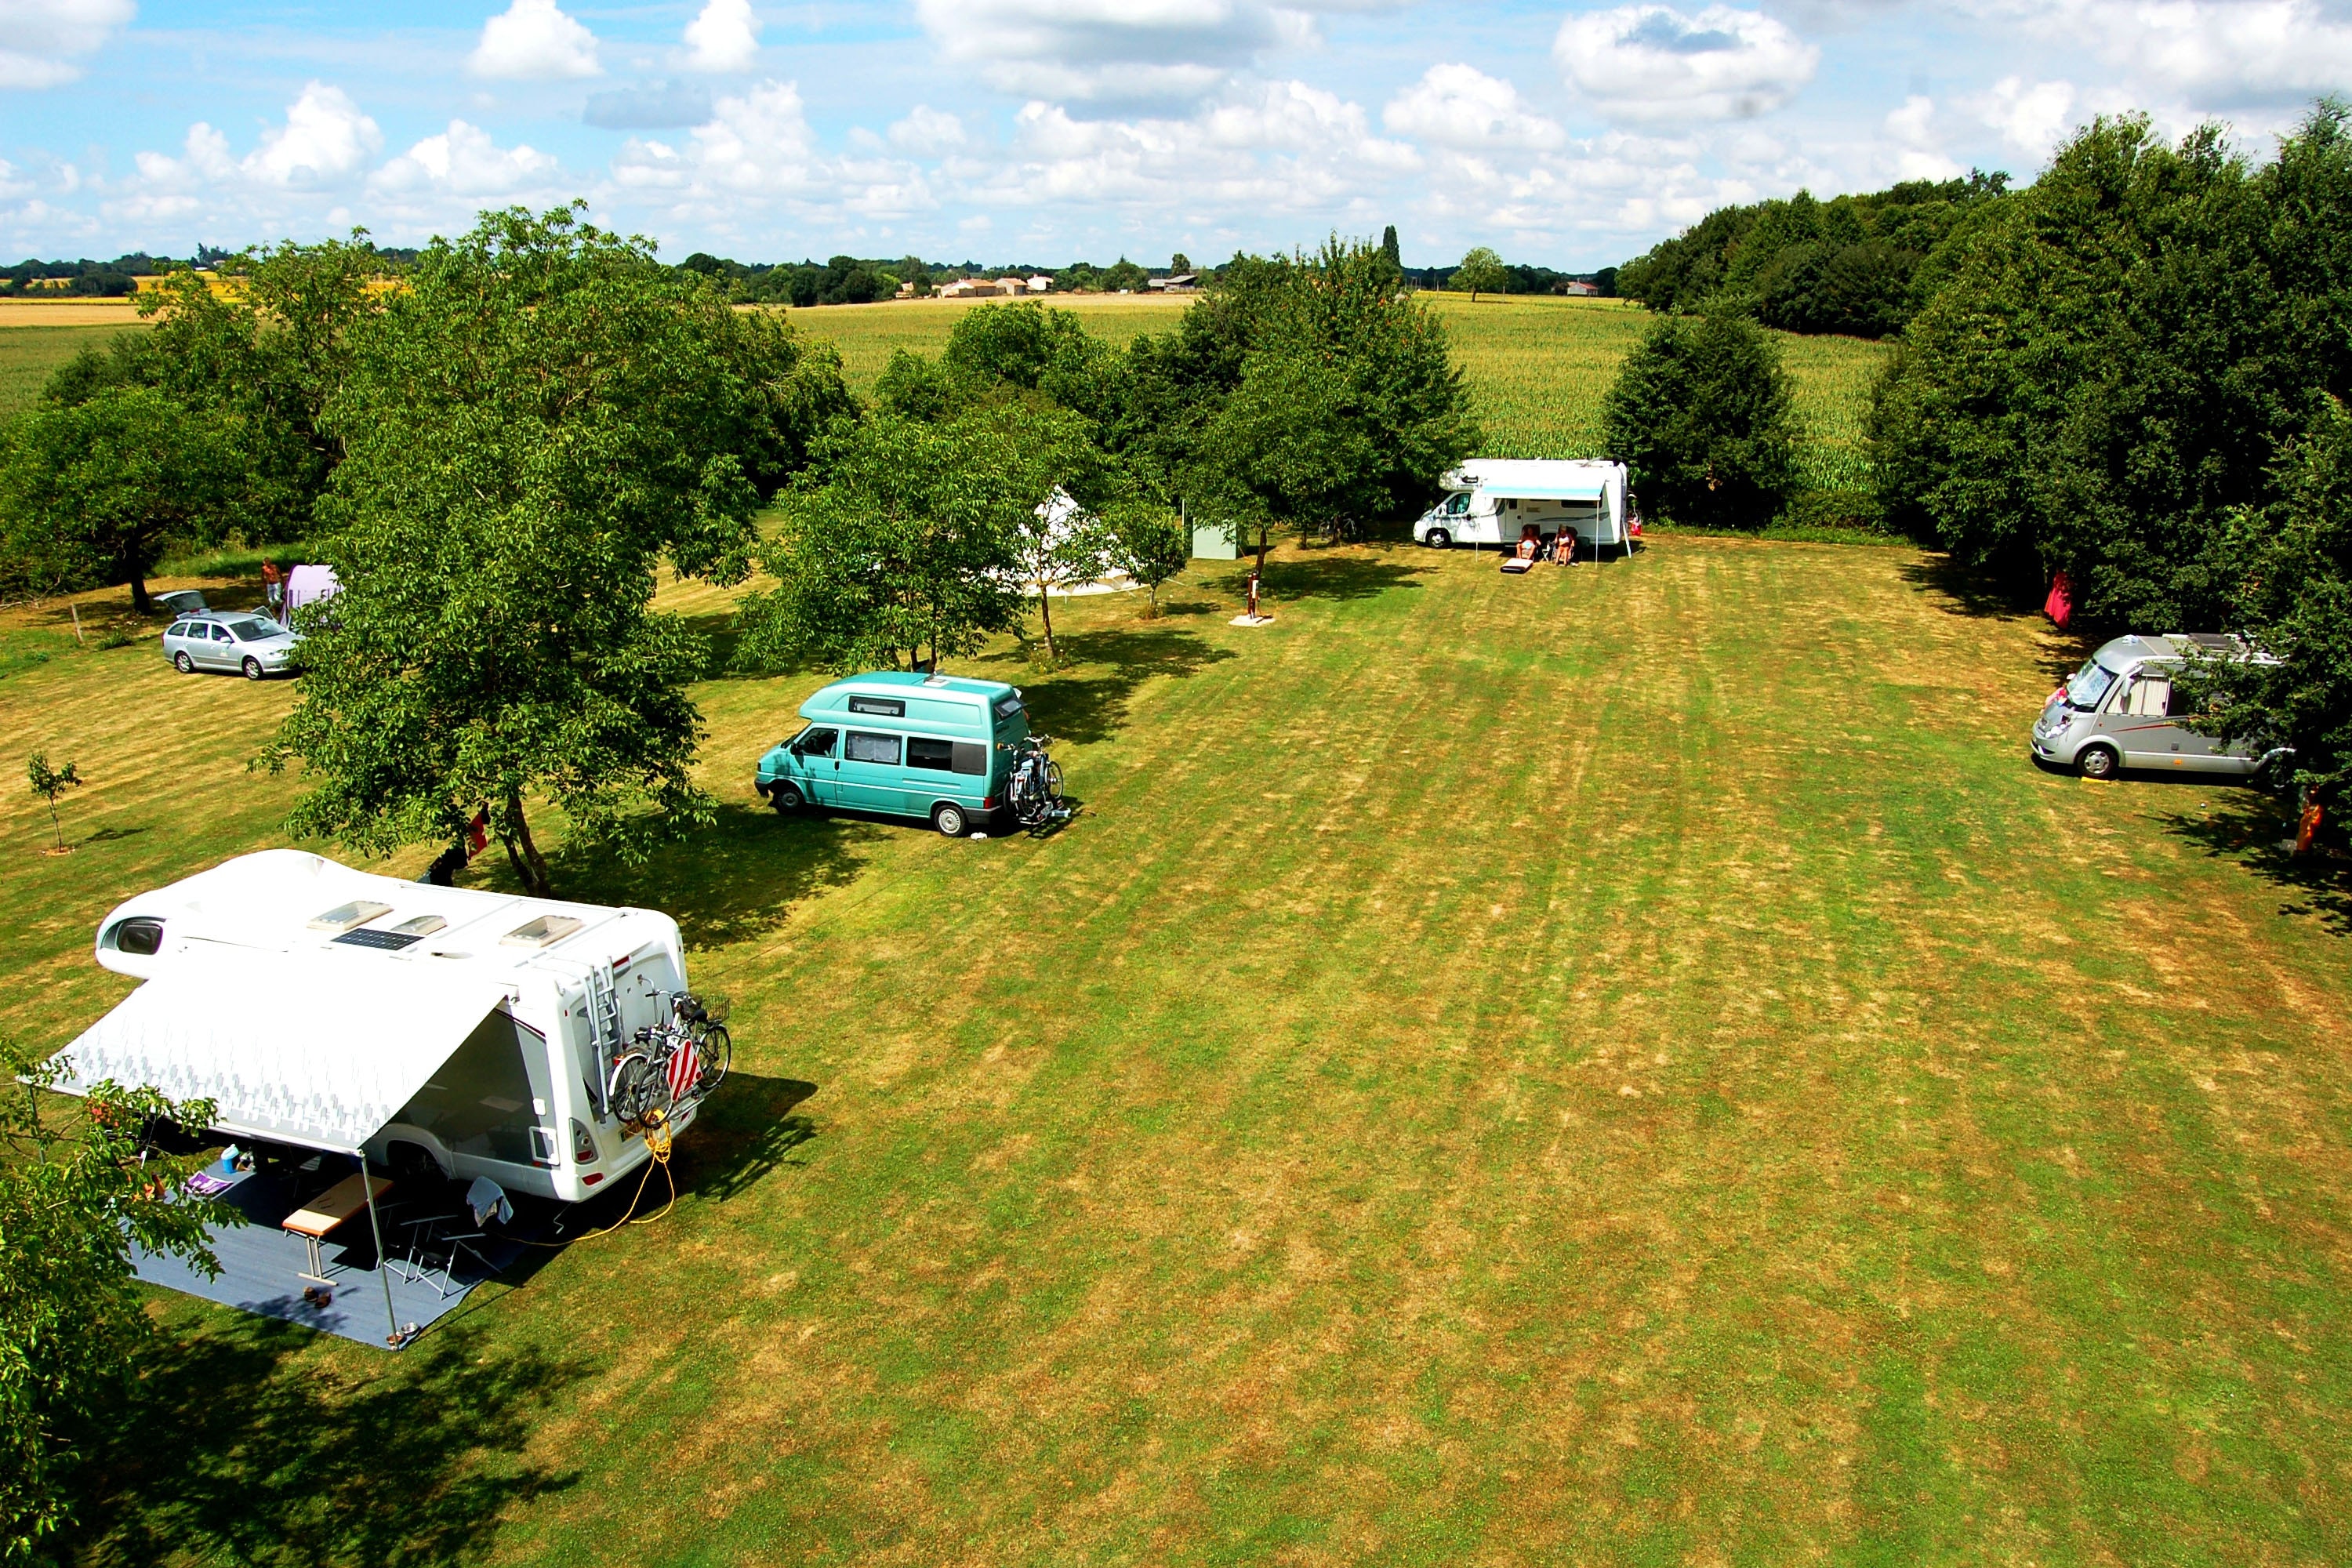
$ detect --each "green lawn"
[8,539,2349,1564]
[786,292,1891,491]
[0,324,143,418]
[0,294,1884,490]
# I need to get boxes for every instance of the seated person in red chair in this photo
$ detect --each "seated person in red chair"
[1551,527,1577,565]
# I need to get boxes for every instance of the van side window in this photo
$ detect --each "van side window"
[907,736,954,771]
[793,727,838,757]
[2126,675,2172,717]
[951,742,985,775]
[846,731,901,765]
[1446,494,1468,515]
[848,696,906,717]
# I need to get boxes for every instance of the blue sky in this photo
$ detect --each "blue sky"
[1,0,2344,268]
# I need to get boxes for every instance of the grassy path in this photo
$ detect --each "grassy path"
[6,539,2347,1563]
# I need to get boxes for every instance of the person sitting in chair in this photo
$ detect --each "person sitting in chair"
[1501,522,1544,573]
[1551,528,1577,565]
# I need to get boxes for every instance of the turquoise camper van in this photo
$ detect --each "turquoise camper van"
[756,672,1034,837]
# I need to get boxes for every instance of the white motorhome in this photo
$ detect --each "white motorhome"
[54,851,714,1203]
[1414,459,1632,555]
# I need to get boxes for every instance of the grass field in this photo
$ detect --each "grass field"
[0,293,1884,490]
[783,292,1890,492]
[7,538,2350,1564]
[0,323,143,418]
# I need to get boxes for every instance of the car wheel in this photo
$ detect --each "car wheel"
[933,803,968,837]
[2078,743,2120,780]
[1425,528,1452,549]
[241,656,264,681]
[172,651,195,673]
[771,782,804,813]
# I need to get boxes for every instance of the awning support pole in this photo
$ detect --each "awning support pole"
[358,1152,400,1348]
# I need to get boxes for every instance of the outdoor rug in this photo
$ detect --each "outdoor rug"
[131,1168,549,1351]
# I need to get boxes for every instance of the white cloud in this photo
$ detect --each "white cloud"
[1881,94,1965,180]
[1383,63,1567,151]
[1965,74,2075,158]
[2024,0,2352,107]
[612,78,939,221]
[682,0,761,73]
[972,82,1416,215]
[0,0,132,88]
[912,0,1355,105]
[469,0,601,82]
[373,120,559,196]
[1555,5,1820,122]
[890,105,967,154]
[242,82,383,187]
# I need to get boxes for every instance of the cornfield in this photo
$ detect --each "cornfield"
[783,289,1895,495]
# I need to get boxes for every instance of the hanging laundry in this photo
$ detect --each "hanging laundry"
[2043,572,2074,630]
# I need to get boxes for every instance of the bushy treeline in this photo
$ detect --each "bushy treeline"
[1405,263,1616,296]
[0,244,422,298]
[678,251,1177,307]
[742,238,1479,668]
[1617,173,2009,337]
[1871,106,2352,805]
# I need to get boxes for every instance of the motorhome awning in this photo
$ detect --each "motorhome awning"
[1478,479,1610,501]
[53,952,511,1153]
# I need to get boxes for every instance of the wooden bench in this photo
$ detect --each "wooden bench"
[281,1173,393,1286]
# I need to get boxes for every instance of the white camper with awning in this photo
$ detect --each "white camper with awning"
[1413,459,1632,556]
[56,850,712,1205]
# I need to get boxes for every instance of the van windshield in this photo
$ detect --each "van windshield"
[2067,658,2120,709]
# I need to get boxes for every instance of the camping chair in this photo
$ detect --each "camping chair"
[387,1178,514,1298]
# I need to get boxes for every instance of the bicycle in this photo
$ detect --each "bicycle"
[1007,734,1069,830]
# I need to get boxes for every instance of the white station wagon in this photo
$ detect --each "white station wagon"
[161,612,298,680]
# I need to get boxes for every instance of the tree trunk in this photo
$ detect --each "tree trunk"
[502,795,554,897]
[1036,583,1058,661]
[127,569,152,615]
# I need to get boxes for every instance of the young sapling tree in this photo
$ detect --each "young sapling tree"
[27,753,82,852]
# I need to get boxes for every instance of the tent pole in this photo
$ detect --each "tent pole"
[358,1151,400,1347]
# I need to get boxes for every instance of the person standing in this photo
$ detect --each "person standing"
[262,560,284,620]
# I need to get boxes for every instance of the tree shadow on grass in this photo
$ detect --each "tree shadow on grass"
[1014,625,1237,746]
[1224,553,1434,605]
[1896,554,2100,680]
[2155,793,2352,936]
[65,1317,587,1568]
[668,1071,819,1203]
[553,803,880,950]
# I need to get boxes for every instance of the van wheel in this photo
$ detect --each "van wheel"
[933,803,968,837]
[1425,528,1451,550]
[2078,744,2120,780]
[771,782,804,812]
[386,1142,445,1185]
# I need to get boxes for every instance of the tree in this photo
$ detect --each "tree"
[1871,108,2350,626]
[2180,398,2352,809]
[735,413,1032,675]
[1171,252,1192,274]
[0,387,243,612]
[1602,312,1801,528]
[1381,225,1401,268]
[1105,501,1189,618]
[266,204,840,897]
[1120,238,1477,561]
[1454,246,1507,301]
[2,1039,224,1558]
[1103,256,1149,292]
[26,753,82,851]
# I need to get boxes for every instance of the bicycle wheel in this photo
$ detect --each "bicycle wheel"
[694,1024,731,1095]
[1044,760,1065,801]
[606,1052,664,1126]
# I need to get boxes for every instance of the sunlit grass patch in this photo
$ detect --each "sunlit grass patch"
[10,537,2352,1564]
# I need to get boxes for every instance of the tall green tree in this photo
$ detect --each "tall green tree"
[1602,312,1800,528]
[735,412,1033,675]
[0,386,243,610]
[1105,500,1189,618]
[1871,107,2352,626]
[2182,399,2352,807]
[2,1040,223,1559]
[1142,238,1477,561]
[267,204,843,895]
[1453,246,1507,301]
